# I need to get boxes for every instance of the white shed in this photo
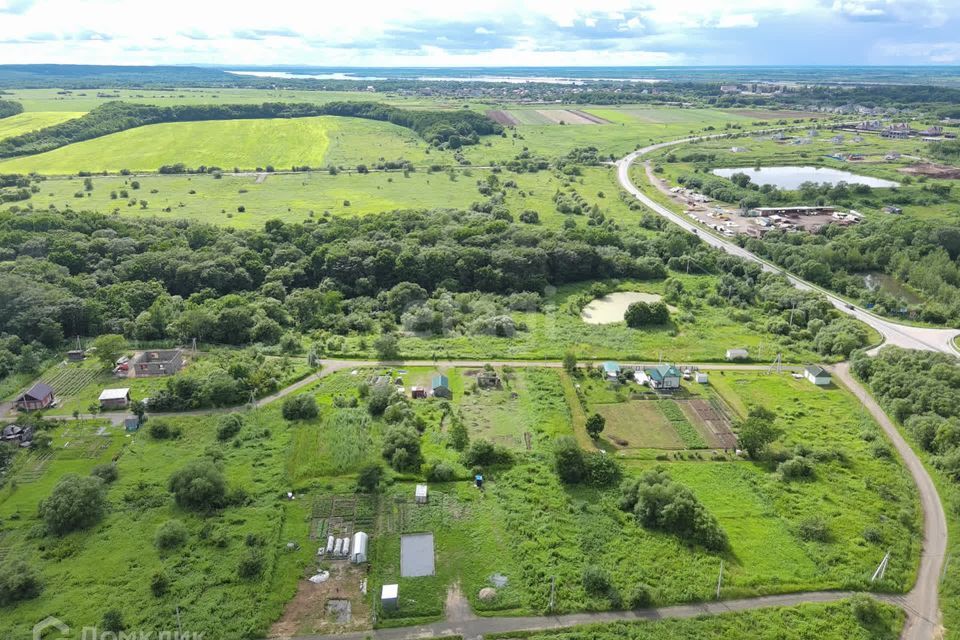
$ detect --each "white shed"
[352,531,369,564]
[726,348,749,361]
[695,372,709,384]
[415,484,428,504]
[381,584,398,611]
[804,365,831,386]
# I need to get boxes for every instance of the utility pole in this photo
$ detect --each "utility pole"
[548,576,556,612]
[871,551,891,583]
[176,605,183,637]
[716,559,724,599]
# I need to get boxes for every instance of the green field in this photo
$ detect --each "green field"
[0,111,84,140]
[0,115,437,174]
[1,87,445,113]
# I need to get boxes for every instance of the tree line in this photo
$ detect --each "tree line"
[0,100,503,158]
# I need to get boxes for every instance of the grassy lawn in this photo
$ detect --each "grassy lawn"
[0,115,439,175]
[0,111,85,140]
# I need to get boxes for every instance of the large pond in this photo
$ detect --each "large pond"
[580,292,669,325]
[712,166,900,189]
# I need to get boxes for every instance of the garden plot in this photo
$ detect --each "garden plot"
[679,397,737,449]
[536,109,602,125]
[595,401,683,449]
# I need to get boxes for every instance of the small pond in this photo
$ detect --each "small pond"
[712,166,900,189]
[580,292,668,325]
[862,272,924,305]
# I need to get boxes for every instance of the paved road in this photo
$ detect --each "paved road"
[615,140,960,357]
[830,363,947,640]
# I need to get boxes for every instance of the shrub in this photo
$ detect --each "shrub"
[356,464,384,493]
[216,413,244,441]
[238,548,265,579]
[619,468,728,551]
[798,516,831,542]
[553,436,586,484]
[150,571,169,597]
[39,474,108,535]
[102,609,125,632]
[425,461,456,482]
[148,420,181,440]
[154,519,189,550]
[584,452,622,487]
[778,456,815,480]
[281,394,318,420]
[90,463,119,483]
[382,425,422,472]
[850,593,881,625]
[367,383,396,416]
[0,560,42,605]
[449,417,469,451]
[462,439,512,468]
[628,583,653,608]
[582,565,612,597]
[168,460,228,511]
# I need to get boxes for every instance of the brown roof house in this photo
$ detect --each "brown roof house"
[15,382,55,411]
[132,349,184,377]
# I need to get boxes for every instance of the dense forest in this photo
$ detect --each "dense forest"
[744,217,960,324]
[0,101,502,158]
[0,205,865,384]
[0,100,23,119]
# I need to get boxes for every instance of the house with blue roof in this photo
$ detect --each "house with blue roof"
[601,361,621,380]
[432,374,452,399]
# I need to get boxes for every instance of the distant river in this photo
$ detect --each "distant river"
[712,166,900,189]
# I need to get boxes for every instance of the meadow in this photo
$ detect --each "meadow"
[0,111,84,140]
[0,115,435,175]
[0,408,316,640]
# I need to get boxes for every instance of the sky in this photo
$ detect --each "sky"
[0,0,959,67]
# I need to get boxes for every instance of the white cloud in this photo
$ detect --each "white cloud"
[714,13,759,28]
[0,0,955,65]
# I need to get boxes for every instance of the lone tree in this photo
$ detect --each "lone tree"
[168,460,228,512]
[586,413,606,439]
[39,474,108,535]
[563,351,578,374]
[91,334,127,370]
[737,406,781,459]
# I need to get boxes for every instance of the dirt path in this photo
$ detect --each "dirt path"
[830,363,947,640]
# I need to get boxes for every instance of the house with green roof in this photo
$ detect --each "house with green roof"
[644,364,681,390]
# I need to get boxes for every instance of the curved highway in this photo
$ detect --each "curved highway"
[616,139,960,357]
